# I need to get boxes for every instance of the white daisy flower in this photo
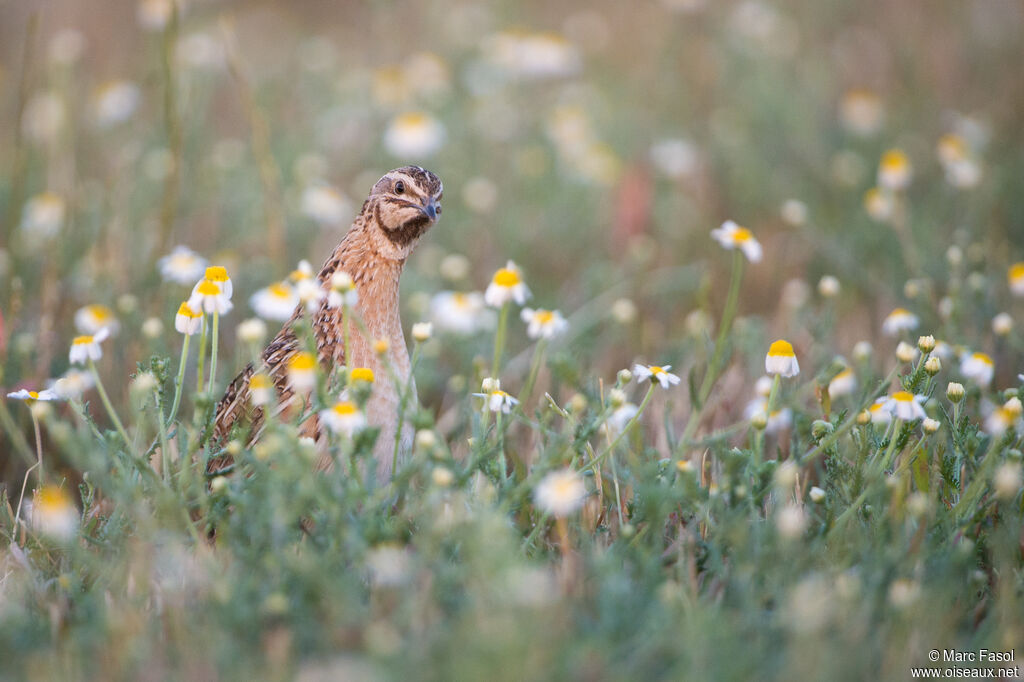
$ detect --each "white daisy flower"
[484,261,531,307]
[320,400,367,436]
[236,318,267,344]
[877,149,912,190]
[984,403,1021,438]
[473,381,519,413]
[743,398,793,434]
[158,245,208,285]
[69,328,110,365]
[521,308,568,340]
[431,291,492,334]
[534,468,587,518]
[51,369,95,399]
[1008,263,1024,297]
[710,220,762,263]
[30,486,78,541]
[189,278,233,315]
[828,368,857,398]
[383,111,446,158]
[327,271,358,308]
[295,277,326,313]
[300,184,351,226]
[881,308,919,336]
[174,302,203,335]
[93,80,140,128]
[7,388,60,402]
[960,352,995,387]
[632,363,682,389]
[606,403,639,434]
[249,373,274,407]
[884,391,927,421]
[412,322,433,342]
[868,397,892,425]
[74,304,120,336]
[287,352,318,394]
[251,282,299,321]
[20,192,66,239]
[765,340,800,377]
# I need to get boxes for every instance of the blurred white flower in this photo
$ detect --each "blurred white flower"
[301,184,351,226]
[840,89,884,136]
[159,245,208,285]
[534,468,587,517]
[93,80,140,128]
[484,30,581,80]
[881,308,919,336]
[74,304,120,336]
[20,192,66,239]
[461,177,499,214]
[960,352,995,387]
[431,291,491,334]
[321,400,367,437]
[384,111,445,158]
[711,220,762,263]
[237,318,268,345]
[828,368,857,398]
[30,486,79,541]
[51,369,95,399]
[251,282,298,321]
[884,391,927,421]
[877,149,912,191]
[137,0,174,31]
[649,138,698,179]
[7,388,60,402]
[521,308,568,340]
[22,92,65,143]
[48,28,86,65]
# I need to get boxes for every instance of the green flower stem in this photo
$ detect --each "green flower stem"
[586,384,656,472]
[207,310,220,395]
[680,250,744,446]
[31,411,43,484]
[88,358,133,450]
[880,418,905,471]
[0,398,36,466]
[492,302,511,378]
[754,374,782,465]
[166,333,191,427]
[195,315,208,394]
[391,342,422,476]
[518,338,548,409]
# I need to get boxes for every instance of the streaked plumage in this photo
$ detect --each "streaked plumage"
[209,166,443,480]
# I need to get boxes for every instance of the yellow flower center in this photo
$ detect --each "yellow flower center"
[889,307,911,318]
[1009,263,1024,283]
[892,391,914,402]
[270,283,292,298]
[86,304,112,320]
[36,486,71,512]
[834,368,853,380]
[374,339,390,354]
[196,280,221,296]
[333,401,358,416]
[288,353,316,372]
[869,402,884,412]
[72,335,93,345]
[397,111,429,128]
[205,266,229,282]
[453,293,469,308]
[939,134,966,160]
[881,150,908,172]
[973,352,994,366]
[732,227,753,243]
[29,391,39,399]
[491,390,510,398]
[290,269,310,281]
[350,367,375,383]
[767,340,795,357]
[176,302,201,318]
[249,374,271,389]
[649,366,664,375]
[493,268,521,287]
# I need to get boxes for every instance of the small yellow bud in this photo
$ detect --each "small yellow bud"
[947,382,965,403]
[373,338,390,355]
[895,341,917,364]
[924,356,942,376]
[917,335,936,353]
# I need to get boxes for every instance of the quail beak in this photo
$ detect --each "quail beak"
[422,197,441,221]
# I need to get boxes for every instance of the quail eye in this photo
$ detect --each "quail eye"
[394,180,405,194]
[435,205,442,215]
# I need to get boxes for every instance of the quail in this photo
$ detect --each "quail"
[210,166,443,480]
